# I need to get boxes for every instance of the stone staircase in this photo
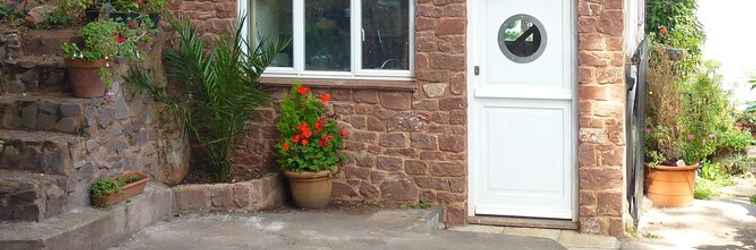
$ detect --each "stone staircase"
[0,26,188,249]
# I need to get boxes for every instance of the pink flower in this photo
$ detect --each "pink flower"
[687,134,695,141]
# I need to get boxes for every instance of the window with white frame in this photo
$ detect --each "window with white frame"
[248,0,415,79]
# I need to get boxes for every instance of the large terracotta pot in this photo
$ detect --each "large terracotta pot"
[645,163,699,208]
[284,170,333,209]
[65,58,107,98]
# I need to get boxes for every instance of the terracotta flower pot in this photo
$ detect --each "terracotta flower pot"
[92,172,150,208]
[284,170,333,209]
[65,58,107,98]
[645,163,699,208]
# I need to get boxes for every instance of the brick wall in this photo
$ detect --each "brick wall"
[576,0,627,237]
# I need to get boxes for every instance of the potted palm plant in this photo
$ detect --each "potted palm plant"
[276,84,348,208]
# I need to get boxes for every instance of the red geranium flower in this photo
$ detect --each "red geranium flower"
[301,139,309,145]
[339,128,350,138]
[282,142,290,152]
[115,34,126,44]
[659,26,668,36]
[298,122,312,138]
[319,134,333,147]
[315,118,325,132]
[297,86,310,96]
[319,93,331,105]
[292,134,301,143]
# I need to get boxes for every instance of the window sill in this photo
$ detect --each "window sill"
[258,76,417,92]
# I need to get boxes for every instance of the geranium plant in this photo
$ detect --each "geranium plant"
[276,84,348,172]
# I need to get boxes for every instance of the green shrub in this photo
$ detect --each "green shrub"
[646,0,705,77]
[694,178,719,200]
[750,195,756,205]
[717,154,756,176]
[89,178,123,200]
[680,66,730,164]
[60,0,94,17]
[163,16,288,181]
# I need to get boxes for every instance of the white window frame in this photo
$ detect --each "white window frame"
[244,0,415,81]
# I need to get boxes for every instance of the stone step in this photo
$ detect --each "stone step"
[0,129,83,176]
[0,182,174,250]
[0,94,107,135]
[1,55,67,94]
[0,170,68,222]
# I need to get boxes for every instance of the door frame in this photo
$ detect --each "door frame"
[465,0,579,221]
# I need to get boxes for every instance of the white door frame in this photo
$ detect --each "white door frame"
[465,0,579,220]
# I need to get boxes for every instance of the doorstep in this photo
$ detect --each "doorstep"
[467,215,578,230]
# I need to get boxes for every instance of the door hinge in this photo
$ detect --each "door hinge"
[474,66,480,76]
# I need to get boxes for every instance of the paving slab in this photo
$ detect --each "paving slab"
[112,209,566,250]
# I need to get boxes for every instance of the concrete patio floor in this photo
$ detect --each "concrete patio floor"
[622,176,756,250]
[110,209,565,250]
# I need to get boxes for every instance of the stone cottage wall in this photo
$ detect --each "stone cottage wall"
[169,0,629,235]
[168,0,469,224]
[576,0,627,237]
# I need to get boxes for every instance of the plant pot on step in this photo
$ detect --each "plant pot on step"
[65,58,107,98]
[284,170,334,209]
[645,163,699,208]
[91,171,149,208]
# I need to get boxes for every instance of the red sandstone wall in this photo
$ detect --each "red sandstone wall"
[168,0,628,235]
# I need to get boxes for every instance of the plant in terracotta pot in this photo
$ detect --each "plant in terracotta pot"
[62,20,121,97]
[276,84,348,209]
[644,48,735,207]
[90,171,149,208]
[644,46,699,208]
[62,19,147,97]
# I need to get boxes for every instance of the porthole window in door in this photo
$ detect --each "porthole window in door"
[498,14,547,63]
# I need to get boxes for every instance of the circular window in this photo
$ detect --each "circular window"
[498,14,547,63]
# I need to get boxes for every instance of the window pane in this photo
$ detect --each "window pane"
[305,0,351,71]
[252,0,293,67]
[362,0,410,70]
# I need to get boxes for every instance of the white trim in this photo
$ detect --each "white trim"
[260,73,415,82]
[466,0,578,220]
[293,0,305,72]
[241,0,415,79]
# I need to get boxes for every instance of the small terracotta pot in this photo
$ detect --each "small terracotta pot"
[65,59,107,98]
[284,170,333,209]
[92,171,150,208]
[645,163,699,208]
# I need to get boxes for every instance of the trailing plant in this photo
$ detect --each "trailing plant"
[112,0,140,12]
[275,84,348,172]
[163,16,289,181]
[0,2,26,25]
[38,9,73,29]
[60,0,94,18]
[646,0,705,78]
[144,0,166,14]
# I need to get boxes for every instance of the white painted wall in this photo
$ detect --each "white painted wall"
[698,0,756,108]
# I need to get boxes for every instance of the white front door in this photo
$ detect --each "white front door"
[468,0,575,219]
